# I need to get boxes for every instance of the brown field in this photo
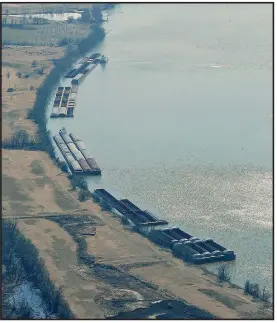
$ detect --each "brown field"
[2,149,98,215]
[2,16,272,319]
[2,148,272,318]
[2,46,64,139]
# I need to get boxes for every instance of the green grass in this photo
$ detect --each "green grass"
[2,62,26,69]
[2,22,90,46]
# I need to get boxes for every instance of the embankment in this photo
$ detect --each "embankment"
[2,219,74,318]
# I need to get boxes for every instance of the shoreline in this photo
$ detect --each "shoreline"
[3,4,272,319]
[45,6,270,294]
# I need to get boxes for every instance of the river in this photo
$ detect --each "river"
[47,4,273,291]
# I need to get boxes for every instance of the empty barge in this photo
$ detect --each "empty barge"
[53,128,101,176]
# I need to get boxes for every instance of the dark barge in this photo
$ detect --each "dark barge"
[50,86,77,118]
[65,55,101,85]
[92,188,236,264]
[93,189,168,229]
[148,228,236,264]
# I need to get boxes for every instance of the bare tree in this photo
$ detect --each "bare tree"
[217,264,231,283]
[7,71,11,88]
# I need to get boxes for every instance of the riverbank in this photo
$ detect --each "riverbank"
[2,3,272,319]
[2,5,107,318]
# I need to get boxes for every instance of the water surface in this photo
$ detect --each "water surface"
[47,4,272,290]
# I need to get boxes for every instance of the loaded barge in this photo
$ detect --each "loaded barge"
[93,188,236,265]
[65,53,108,86]
[51,53,108,118]
[50,86,77,118]
[53,128,101,176]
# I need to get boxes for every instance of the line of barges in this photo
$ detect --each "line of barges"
[50,53,108,118]
[92,189,236,265]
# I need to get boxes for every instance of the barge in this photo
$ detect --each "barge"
[53,128,101,176]
[92,189,235,264]
[93,189,168,229]
[92,189,236,264]
[69,132,101,175]
[50,86,77,118]
[148,227,236,264]
[51,54,107,118]
[65,53,104,82]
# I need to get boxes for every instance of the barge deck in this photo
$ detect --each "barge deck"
[53,128,101,176]
[50,86,77,118]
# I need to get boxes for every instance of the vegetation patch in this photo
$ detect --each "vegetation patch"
[217,264,231,283]
[244,280,271,303]
[2,174,31,202]
[44,214,102,265]
[2,22,90,46]
[198,289,246,310]
[30,160,45,175]
[53,187,80,211]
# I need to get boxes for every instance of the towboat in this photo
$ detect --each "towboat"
[99,55,109,64]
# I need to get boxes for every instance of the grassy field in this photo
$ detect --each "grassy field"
[2,22,90,46]
[2,3,93,15]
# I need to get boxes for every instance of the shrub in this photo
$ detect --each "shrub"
[217,264,231,283]
[57,38,70,47]
[2,129,40,150]
[249,283,261,299]
[260,287,271,303]
[92,194,99,203]
[244,280,251,294]
[100,200,112,211]
[78,189,91,202]
[59,161,68,173]
[244,280,271,302]
[69,175,88,191]
[34,67,45,75]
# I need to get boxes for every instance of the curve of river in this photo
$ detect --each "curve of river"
[47,4,272,291]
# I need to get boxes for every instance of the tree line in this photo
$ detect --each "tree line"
[2,220,74,318]
[27,23,106,159]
